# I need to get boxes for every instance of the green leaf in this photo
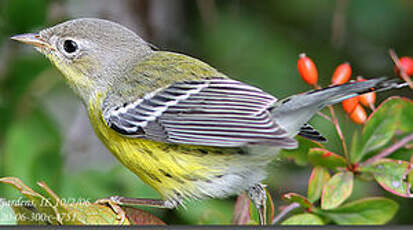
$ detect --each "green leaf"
[37,180,163,225]
[308,148,347,170]
[248,199,259,225]
[409,168,413,189]
[0,177,167,225]
[307,166,330,202]
[59,202,131,225]
[35,181,130,225]
[281,136,323,166]
[282,193,313,209]
[321,172,353,210]
[265,188,275,224]
[352,97,412,163]
[360,159,412,198]
[7,204,46,225]
[0,177,60,224]
[320,197,398,225]
[397,97,413,133]
[388,145,413,162]
[281,213,324,225]
[0,199,17,225]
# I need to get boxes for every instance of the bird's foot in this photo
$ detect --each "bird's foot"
[95,196,126,224]
[247,183,267,225]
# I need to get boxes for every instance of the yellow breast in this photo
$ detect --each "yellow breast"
[86,94,248,200]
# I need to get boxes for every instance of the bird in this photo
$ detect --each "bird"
[11,18,407,224]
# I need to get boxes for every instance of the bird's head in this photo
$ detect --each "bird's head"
[11,18,152,101]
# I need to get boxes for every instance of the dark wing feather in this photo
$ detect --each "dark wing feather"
[298,123,327,142]
[104,78,297,148]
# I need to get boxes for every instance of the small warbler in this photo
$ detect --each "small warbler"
[11,18,406,224]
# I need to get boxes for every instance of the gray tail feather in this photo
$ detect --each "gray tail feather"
[308,77,407,106]
[272,77,407,137]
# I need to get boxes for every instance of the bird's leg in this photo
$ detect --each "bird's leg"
[95,196,178,223]
[247,183,267,225]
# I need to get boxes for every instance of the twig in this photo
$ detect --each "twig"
[314,84,351,167]
[389,49,413,89]
[317,111,332,123]
[327,105,351,167]
[272,202,300,224]
[359,133,413,167]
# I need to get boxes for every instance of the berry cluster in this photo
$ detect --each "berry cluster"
[297,53,412,125]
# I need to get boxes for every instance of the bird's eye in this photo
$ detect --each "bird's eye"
[63,40,78,53]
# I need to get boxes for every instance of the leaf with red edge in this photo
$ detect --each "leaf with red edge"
[36,180,131,225]
[308,148,347,170]
[282,193,313,209]
[0,198,18,225]
[0,177,60,224]
[360,159,413,198]
[281,213,324,225]
[281,136,322,166]
[321,172,354,210]
[351,97,412,163]
[307,166,331,202]
[0,177,167,225]
[318,197,398,225]
[232,193,250,225]
[265,189,275,224]
[398,97,413,134]
[123,207,165,225]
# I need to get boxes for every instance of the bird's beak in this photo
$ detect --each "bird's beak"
[11,33,54,50]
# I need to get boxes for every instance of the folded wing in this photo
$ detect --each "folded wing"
[104,78,297,148]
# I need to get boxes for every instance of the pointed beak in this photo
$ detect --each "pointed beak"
[11,33,54,50]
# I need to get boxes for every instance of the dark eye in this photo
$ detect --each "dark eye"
[63,40,78,53]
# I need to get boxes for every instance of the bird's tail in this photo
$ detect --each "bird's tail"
[271,77,408,136]
[311,77,407,106]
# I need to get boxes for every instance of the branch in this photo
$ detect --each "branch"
[272,202,300,224]
[359,133,413,167]
[314,84,351,167]
[389,49,413,89]
[317,111,332,123]
[327,105,351,167]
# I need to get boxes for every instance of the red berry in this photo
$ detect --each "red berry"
[331,62,352,85]
[297,53,318,86]
[349,104,367,125]
[342,97,359,114]
[398,56,413,76]
[357,77,376,108]
[359,92,376,109]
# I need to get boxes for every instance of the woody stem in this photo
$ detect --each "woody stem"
[314,84,351,167]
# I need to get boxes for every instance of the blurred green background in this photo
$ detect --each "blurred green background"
[0,0,412,225]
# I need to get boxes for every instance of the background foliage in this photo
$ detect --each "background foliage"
[0,0,412,225]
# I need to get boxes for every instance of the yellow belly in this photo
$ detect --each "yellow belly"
[86,93,279,203]
[87,97,258,200]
